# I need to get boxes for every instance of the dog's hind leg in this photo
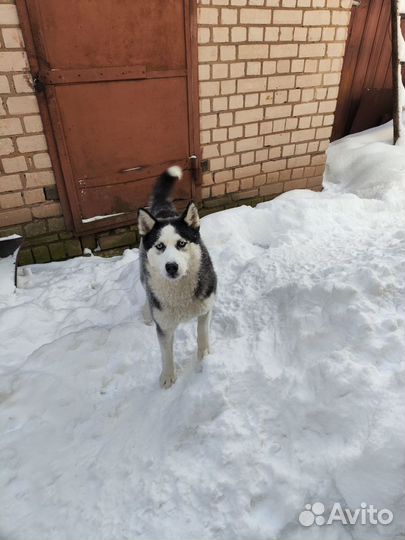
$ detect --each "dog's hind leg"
[156,325,176,389]
[142,301,153,326]
[197,310,212,363]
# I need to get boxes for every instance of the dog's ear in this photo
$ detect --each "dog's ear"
[181,202,200,229]
[138,208,156,236]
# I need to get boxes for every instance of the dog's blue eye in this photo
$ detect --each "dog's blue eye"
[155,242,165,251]
[177,240,187,249]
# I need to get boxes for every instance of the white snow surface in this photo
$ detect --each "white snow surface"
[81,212,126,224]
[0,236,22,297]
[0,255,15,297]
[1,121,405,540]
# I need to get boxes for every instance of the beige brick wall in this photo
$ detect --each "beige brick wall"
[197,0,351,202]
[0,1,64,237]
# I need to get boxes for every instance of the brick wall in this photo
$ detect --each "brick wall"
[197,0,351,206]
[0,1,77,263]
[0,0,352,262]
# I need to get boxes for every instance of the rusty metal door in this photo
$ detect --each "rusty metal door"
[18,0,200,233]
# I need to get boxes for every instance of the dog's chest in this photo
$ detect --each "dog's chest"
[147,265,212,328]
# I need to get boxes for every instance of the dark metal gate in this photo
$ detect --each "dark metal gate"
[332,0,405,140]
[17,0,200,233]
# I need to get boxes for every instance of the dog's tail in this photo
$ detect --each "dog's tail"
[150,166,182,217]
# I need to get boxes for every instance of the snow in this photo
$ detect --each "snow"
[0,234,22,298]
[0,233,22,241]
[0,255,15,297]
[395,11,405,142]
[398,74,405,146]
[81,212,126,224]
[399,25,405,63]
[1,121,405,540]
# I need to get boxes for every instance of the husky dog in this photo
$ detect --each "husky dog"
[138,166,217,388]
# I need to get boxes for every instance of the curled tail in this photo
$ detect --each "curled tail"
[150,166,182,217]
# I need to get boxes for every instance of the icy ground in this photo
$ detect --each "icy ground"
[1,122,405,540]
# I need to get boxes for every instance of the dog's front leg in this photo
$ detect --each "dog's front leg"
[197,310,211,363]
[156,325,176,389]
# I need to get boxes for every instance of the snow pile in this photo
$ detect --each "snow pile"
[1,121,404,540]
[0,235,22,298]
[324,119,405,201]
[0,254,15,297]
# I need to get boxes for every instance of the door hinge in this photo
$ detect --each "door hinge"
[33,74,46,93]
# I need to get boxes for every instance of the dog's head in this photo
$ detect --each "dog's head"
[138,202,200,280]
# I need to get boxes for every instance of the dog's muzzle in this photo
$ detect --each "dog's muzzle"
[165,262,179,278]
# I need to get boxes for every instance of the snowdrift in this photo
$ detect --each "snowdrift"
[1,121,404,540]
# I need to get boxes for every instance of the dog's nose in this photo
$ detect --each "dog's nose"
[165,262,178,277]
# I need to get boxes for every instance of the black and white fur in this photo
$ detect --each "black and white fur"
[138,166,217,388]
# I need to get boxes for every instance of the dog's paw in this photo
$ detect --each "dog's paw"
[196,362,203,373]
[159,370,177,389]
[197,347,211,362]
